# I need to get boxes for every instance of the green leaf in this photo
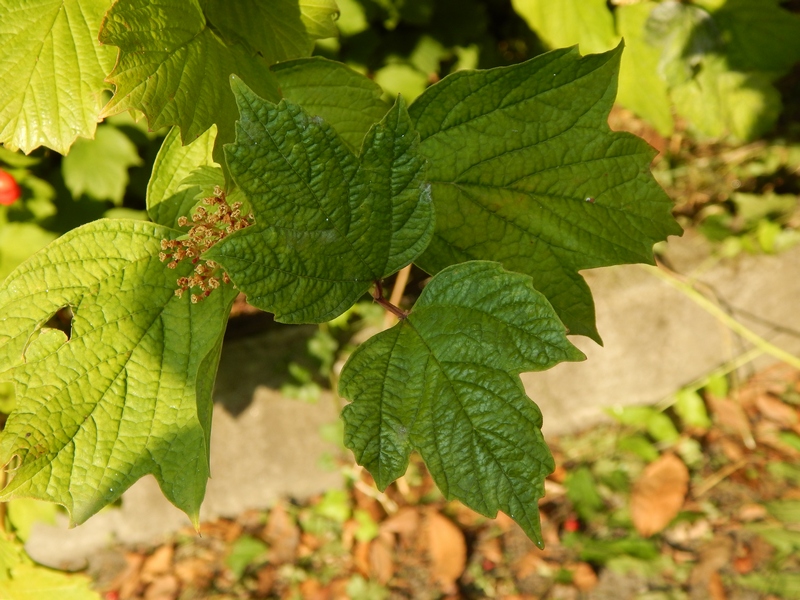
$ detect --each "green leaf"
[272,57,389,151]
[373,63,430,103]
[510,0,618,55]
[207,80,433,323]
[0,0,116,154]
[62,125,143,204]
[0,219,236,525]
[615,2,673,136]
[147,126,219,229]
[409,46,681,341]
[199,0,338,64]
[738,572,800,598]
[565,466,604,521]
[225,535,268,581]
[702,0,800,75]
[340,261,585,545]
[99,0,281,152]
[670,55,782,141]
[0,564,101,600]
[673,389,711,430]
[0,223,58,281]
[7,498,58,542]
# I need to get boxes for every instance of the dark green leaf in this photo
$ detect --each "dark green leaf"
[273,57,389,151]
[206,80,433,323]
[340,261,585,545]
[409,45,681,341]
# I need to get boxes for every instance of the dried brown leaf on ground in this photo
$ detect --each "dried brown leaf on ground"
[689,535,733,600]
[426,509,467,592]
[369,530,395,584]
[631,453,689,537]
[140,545,174,583]
[263,501,299,565]
[707,396,753,442]
[754,393,798,427]
[570,562,598,592]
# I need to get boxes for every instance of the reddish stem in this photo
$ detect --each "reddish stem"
[372,280,408,320]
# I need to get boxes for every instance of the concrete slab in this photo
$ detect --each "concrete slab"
[529,230,800,436]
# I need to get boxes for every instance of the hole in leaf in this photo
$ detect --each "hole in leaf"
[44,306,73,340]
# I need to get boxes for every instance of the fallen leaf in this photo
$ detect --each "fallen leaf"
[477,535,503,564]
[738,503,767,522]
[733,554,753,575]
[173,557,215,589]
[141,546,174,583]
[369,531,395,584]
[299,578,327,600]
[755,394,798,427]
[571,562,598,592]
[708,570,726,600]
[631,453,689,537]
[426,510,466,593]
[718,437,744,462]
[143,574,179,600]
[689,535,733,600]
[708,397,752,440]
[264,502,299,565]
[380,507,420,540]
[255,566,276,596]
[512,551,546,580]
[353,540,370,576]
[118,552,146,600]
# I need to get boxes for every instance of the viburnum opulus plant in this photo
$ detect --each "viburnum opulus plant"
[0,0,679,547]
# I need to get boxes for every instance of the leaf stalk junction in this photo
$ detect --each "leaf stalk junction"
[372,279,409,320]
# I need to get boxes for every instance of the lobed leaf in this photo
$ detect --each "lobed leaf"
[700,0,800,75]
[409,45,682,342]
[0,0,117,154]
[340,261,585,546]
[62,125,143,204]
[147,126,219,229]
[99,0,280,152]
[616,2,673,137]
[510,0,617,55]
[0,220,235,525]
[199,0,338,64]
[206,80,433,323]
[273,57,389,151]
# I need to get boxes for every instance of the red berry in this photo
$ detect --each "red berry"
[0,169,21,206]
[563,517,580,533]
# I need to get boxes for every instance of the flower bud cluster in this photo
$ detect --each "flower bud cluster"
[159,187,254,303]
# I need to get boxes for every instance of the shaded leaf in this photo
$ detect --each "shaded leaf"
[426,510,466,592]
[147,126,219,229]
[0,0,116,154]
[62,125,143,204]
[6,498,58,542]
[510,0,618,55]
[200,0,338,64]
[409,45,681,341]
[616,2,673,136]
[99,0,280,152]
[207,81,432,323]
[630,453,689,537]
[226,535,268,581]
[0,220,236,525]
[670,55,782,141]
[704,0,800,74]
[340,261,585,545]
[273,57,389,151]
